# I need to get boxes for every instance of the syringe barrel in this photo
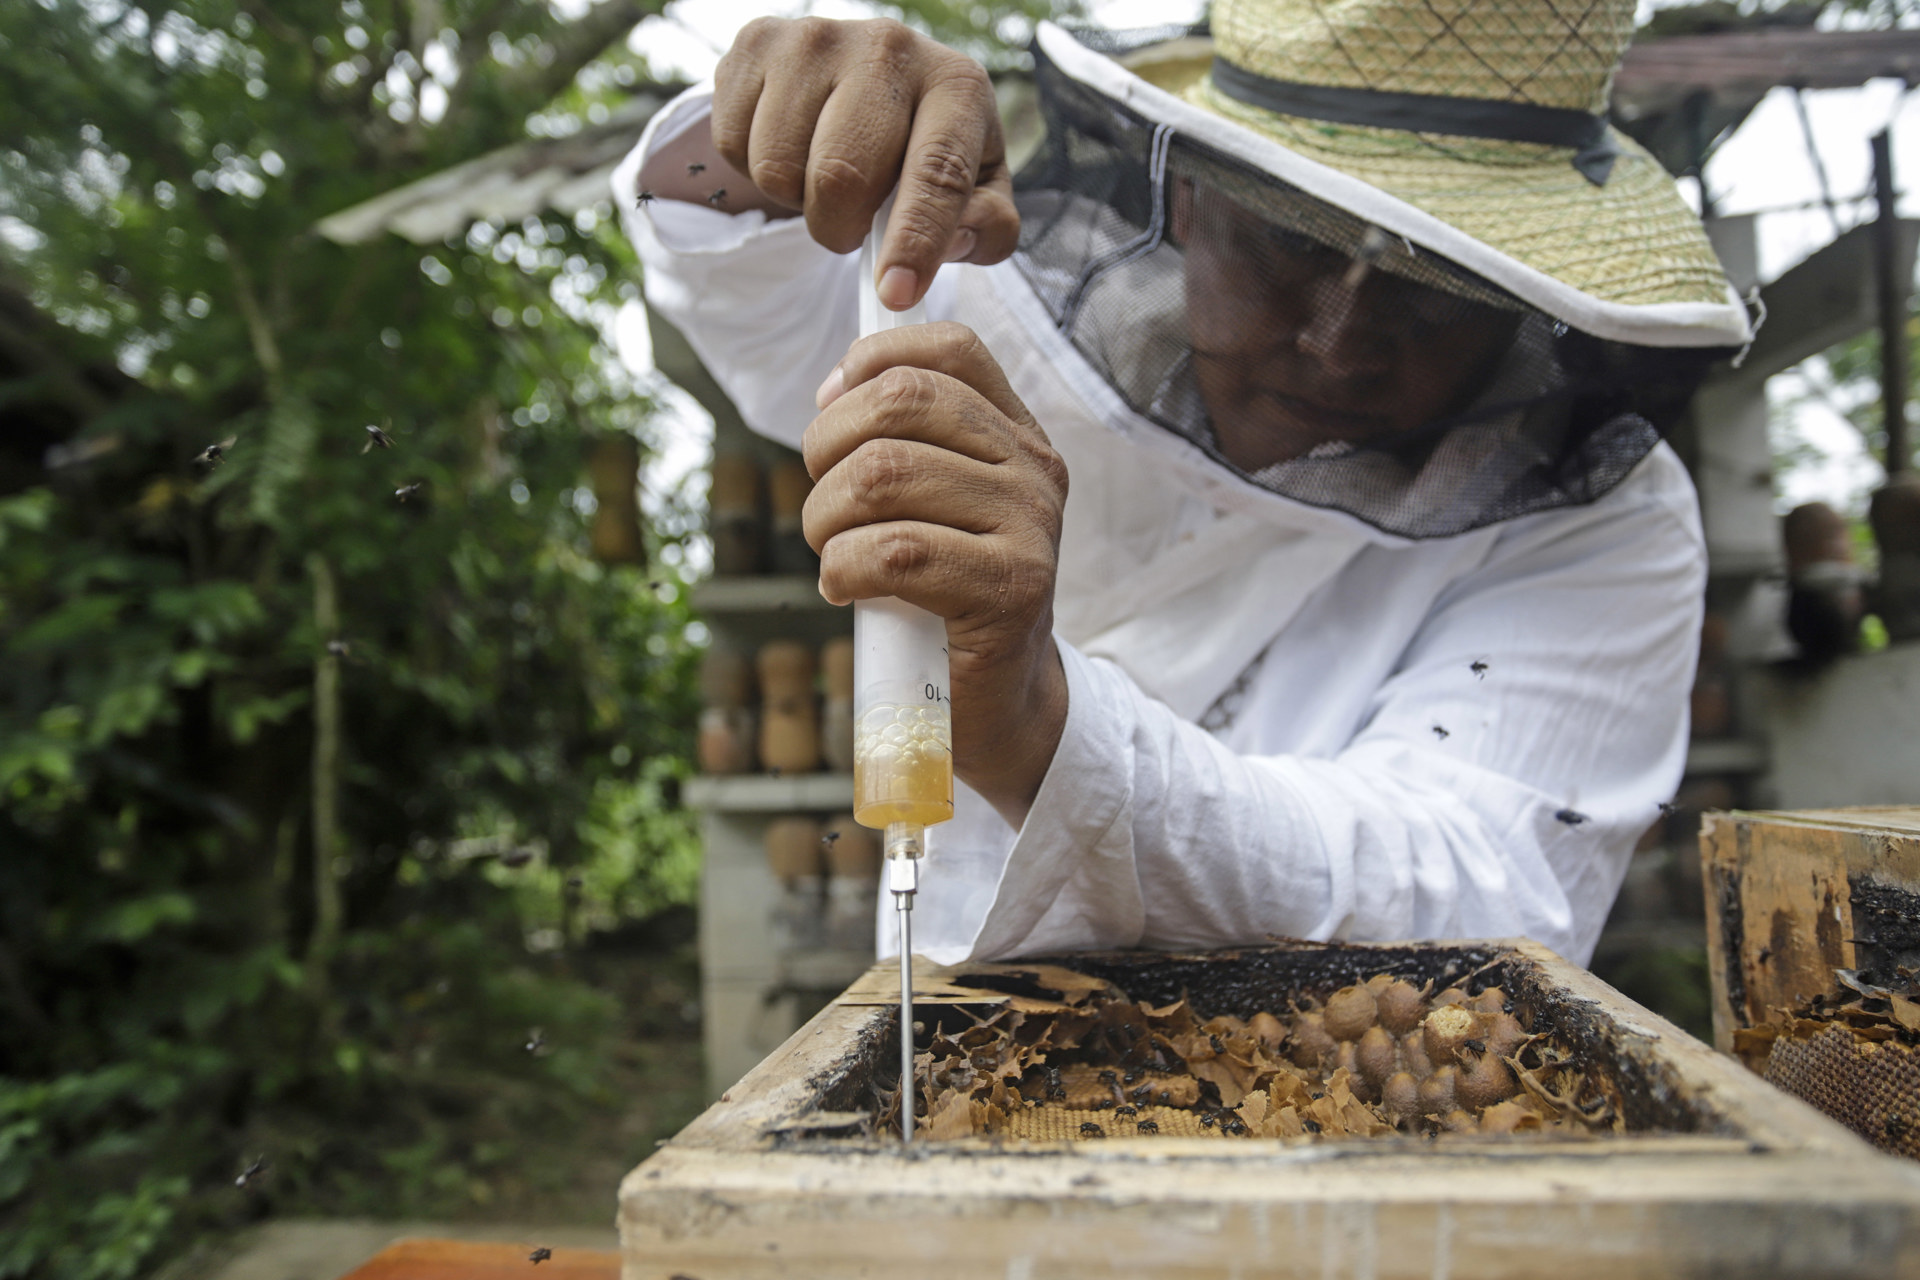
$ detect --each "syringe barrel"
[850,194,952,836]
[853,597,953,833]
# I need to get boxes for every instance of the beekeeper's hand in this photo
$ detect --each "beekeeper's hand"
[696,17,1016,310]
[805,323,1068,826]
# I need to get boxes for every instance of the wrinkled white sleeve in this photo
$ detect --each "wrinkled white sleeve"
[612,89,956,448]
[972,466,1704,967]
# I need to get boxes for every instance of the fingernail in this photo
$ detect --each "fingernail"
[943,228,977,263]
[814,365,844,409]
[879,265,918,311]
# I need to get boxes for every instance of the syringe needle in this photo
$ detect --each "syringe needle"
[897,886,914,1144]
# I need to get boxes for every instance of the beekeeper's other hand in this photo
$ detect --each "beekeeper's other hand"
[710,17,1017,310]
[805,322,1068,826]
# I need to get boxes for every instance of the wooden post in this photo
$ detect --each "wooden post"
[1873,129,1910,477]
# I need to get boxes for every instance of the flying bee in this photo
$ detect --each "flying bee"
[1432,725,1449,740]
[686,162,706,175]
[529,1247,553,1265]
[821,830,840,849]
[635,189,656,208]
[1657,800,1680,816]
[1469,660,1489,679]
[326,639,352,658]
[525,1028,546,1054]
[362,424,395,453]
[195,437,238,467]
[706,187,727,207]
[1554,808,1589,827]
[394,483,421,502]
[499,848,535,868]
[234,1155,267,1187]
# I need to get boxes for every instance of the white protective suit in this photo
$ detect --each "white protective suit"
[614,90,1705,969]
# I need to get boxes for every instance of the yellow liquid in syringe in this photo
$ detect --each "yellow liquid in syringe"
[853,702,954,829]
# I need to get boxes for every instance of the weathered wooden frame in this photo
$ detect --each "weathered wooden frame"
[621,939,1920,1279]
[1701,806,1920,1055]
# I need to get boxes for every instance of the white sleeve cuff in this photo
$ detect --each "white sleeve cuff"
[968,640,1145,958]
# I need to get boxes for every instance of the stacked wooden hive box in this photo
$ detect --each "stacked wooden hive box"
[621,938,1920,1278]
[1704,807,1920,1162]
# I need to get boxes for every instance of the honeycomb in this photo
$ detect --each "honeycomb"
[1744,979,1920,1162]
[888,970,1619,1143]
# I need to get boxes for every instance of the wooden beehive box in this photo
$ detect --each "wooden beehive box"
[620,939,1920,1279]
[1702,806,1920,1051]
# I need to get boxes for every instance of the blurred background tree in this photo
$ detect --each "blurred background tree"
[0,2,1062,1276]
[0,2,702,1275]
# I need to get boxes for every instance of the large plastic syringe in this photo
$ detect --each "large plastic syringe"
[853,193,953,1145]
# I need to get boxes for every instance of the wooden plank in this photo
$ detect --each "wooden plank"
[624,1145,1920,1279]
[339,1239,618,1280]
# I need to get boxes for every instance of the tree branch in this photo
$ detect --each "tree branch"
[222,241,285,400]
[499,0,656,110]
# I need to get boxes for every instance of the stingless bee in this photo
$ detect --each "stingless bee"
[195,437,238,467]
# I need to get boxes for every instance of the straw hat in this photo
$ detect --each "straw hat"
[1115,0,1734,316]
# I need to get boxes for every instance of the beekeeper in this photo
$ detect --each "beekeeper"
[613,0,1751,967]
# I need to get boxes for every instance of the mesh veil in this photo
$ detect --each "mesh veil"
[1010,29,1736,539]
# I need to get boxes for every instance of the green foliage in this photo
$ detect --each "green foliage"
[0,1,714,1275]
